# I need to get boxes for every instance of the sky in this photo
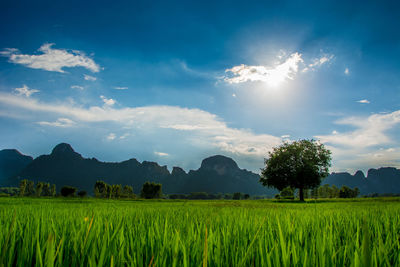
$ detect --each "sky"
[0,0,399,174]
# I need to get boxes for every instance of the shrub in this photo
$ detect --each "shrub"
[140,182,162,199]
[61,186,77,197]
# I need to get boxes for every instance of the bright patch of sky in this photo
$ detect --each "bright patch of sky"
[0,0,399,173]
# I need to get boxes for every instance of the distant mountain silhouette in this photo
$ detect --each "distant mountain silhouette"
[2,143,400,196]
[4,143,272,195]
[0,149,33,184]
[323,167,400,195]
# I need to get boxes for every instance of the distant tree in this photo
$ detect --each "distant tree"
[111,184,122,198]
[36,182,44,197]
[244,194,250,199]
[60,186,77,197]
[330,185,340,198]
[318,184,332,198]
[0,187,19,196]
[26,180,35,196]
[94,181,108,198]
[232,192,242,200]
[339,186,360,198]
[50,184,56,196]
[169,194,187,199]
[19,179,28,196]
[279,187,295,200]
[42,183,51,196]
[260,139,331,201]
[310,187,318,199]
[140,182,162,199]
[188,192,209,199]
[77,190,87,197]
[122,185,135,198]
[224,194,232,199]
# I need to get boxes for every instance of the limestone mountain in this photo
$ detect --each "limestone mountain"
[0,149,33,185]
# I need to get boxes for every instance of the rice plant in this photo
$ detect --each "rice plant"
[0,198,399,266]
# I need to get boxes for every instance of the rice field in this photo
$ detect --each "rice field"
[0,197,399,266]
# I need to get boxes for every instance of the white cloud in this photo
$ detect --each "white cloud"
[37,118,75,127]
[1,43,100,73]
[315,110,400,172]
[100,95,116,106]
[224,52,303,86]
[106,133,116,140]
[71,85,84,90]
[281,135,290,138]
[14,85,39,97]
[357,99,370,104]
[84,74,97,81]
[114,86,128,90]
[316,111,400,148]
[154,151,169,156]
[119,133,130,139]
[0,92,283,158]
[232,93,236,97]
[307,54,334,70]
[344,68,350,75]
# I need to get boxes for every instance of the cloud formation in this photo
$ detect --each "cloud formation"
[154,151,169,156]
[114,86,128,90]
[0,43,100,73]
[357,99,370,104]
[106,133,116,140]
[315,111,400,171]
[224,52,334,85]
[71,85,84,90]
[0,92,283,158]
[84,74,97,81]
[100,95,116,106]
[303,54,334,72]
[37,118,76,127]
[14,85,39,97]
[224,53,303,86]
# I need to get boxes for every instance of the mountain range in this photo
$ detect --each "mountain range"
[0,143,399,196]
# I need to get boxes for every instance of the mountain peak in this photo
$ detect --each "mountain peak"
[200,155,239,174]
[354,170,365,179]
[51,143,81,159]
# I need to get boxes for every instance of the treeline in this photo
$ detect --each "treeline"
[19,179,57,197]
[275,184,361,200]
[169,192,251,200]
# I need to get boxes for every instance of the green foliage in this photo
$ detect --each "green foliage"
[0,198,399,266]
[50,184,56,196]
[19,179,27,196]
[278,187,295,199]
[260,139,332,201]
[94,181,135,199]
[122,185,135,198]
[339,186,360,198]
[94,180,107,198]
[0,187,19,196]
[232,192,242,200]
[77,191,87,197]
[36,182,44,197]
[140,181,162,199]
[60,186,77,197]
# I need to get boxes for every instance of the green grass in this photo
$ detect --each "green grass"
[1,198,400,266]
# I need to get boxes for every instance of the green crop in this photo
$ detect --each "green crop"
[0,198,399,266]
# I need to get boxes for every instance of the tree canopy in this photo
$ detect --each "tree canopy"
[260,139,331,201]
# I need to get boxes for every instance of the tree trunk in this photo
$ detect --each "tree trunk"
[299,187,305,202]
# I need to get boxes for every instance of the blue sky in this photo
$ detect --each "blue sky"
[0,0,399,173]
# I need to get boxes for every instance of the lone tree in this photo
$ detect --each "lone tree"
[260,139,331,201]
